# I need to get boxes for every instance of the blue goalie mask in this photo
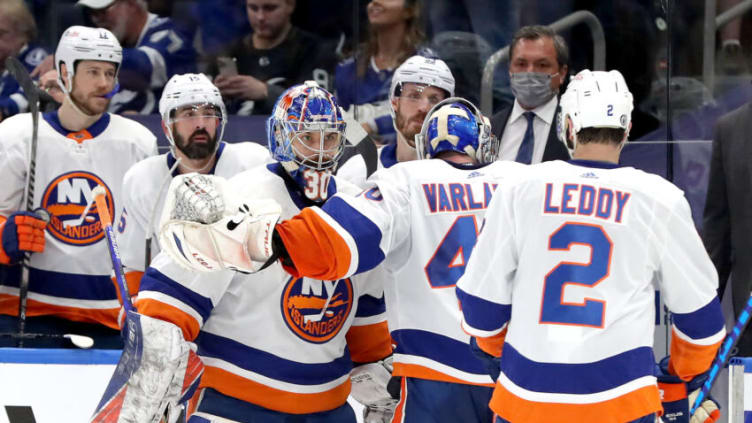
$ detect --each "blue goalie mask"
[415,97,499,164]
[266,81,346,171]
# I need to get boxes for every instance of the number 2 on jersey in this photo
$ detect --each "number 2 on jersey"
[540,222,612,328]
[425,215,479,288]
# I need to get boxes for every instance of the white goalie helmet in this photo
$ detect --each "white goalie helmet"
[389,55,455,105]
[159,73,227,153]
[55,25,122,96]
[557,69,634,153]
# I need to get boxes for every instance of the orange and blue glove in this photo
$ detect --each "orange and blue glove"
[656,356,720,423]
[0,210,48,264]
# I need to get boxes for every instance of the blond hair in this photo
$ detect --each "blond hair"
[0,0,37,42]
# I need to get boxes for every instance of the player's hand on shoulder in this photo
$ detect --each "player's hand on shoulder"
[0,209,50,264]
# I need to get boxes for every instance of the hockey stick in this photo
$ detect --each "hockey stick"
[690,290,752,414]
[0,332,94,349]
[5,56,41,347]
[93,186,133,312]
[343,114,379,178]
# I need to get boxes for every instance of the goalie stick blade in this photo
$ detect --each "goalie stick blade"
[342,115,379,178]
[90,311,144,422]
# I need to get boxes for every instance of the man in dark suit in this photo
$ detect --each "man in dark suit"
[491,25,570,164]
[703,102,752,355]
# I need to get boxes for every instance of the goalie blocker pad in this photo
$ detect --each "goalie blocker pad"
[158,173,282,273]
[90,310,204,423]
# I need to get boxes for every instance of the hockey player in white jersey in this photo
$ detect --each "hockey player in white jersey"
[337,56,455,188]
[456,70,725,423]
[125,82,394,422]
[0,26,157,348]
[162,97,527,421]
[115,73,269,302]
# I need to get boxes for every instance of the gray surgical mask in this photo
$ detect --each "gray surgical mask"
[510,72,558,109]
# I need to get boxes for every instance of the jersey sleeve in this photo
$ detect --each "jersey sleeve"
[135,252,234,341]
[0,117,28,216]
[276,170,411,281]
[456,181,517,355]
[117,166,151,273]
[347,268,392,363]
[336,155,367,189]
[656,196,725,380]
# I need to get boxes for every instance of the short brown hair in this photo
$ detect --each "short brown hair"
[510,25,568,68]
[576,127,626,146]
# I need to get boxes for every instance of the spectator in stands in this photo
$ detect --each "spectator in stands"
[211,0,337,115]
[490,25,570,164]
[31,0,197,114]
[0,0,49,122]
[703,101,752,355]
[717,0,748,74]
[335,0,430,145]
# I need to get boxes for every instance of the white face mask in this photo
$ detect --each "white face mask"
[510,72,559,109]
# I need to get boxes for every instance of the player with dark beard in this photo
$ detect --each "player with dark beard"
[115,73,270,298]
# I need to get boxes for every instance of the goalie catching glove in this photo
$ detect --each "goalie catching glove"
[350,356,399,423]
[159,173,282,273]
[656,356,720,423]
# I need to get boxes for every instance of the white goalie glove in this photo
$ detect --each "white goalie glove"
[159,173,282,273]
[350,357,398,423]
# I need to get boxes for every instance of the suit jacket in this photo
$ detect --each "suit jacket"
[703,102,752,328]
[490,101,571,163]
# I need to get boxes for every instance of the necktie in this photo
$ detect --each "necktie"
[515,111,535,164]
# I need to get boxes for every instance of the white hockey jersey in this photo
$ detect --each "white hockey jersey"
[456,159,726,423]
[117,141,270,275]
[336,143,399,188]
[275,159,525,386]
[0,111,157,328]
[135,163,392,415]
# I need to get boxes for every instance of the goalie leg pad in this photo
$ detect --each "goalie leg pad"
[90,311,204,423]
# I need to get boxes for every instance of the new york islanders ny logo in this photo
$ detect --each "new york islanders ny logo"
[41,171,114,245]
[281,277,353,344]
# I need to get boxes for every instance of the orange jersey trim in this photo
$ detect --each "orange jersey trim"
[392,362,494,387]
[277,208,352,281]
[391,377,408,423]
[201,366,351,414]
[135,297,201,341]
[669,328,723,381]
[0,294,119,329]
[346,321,392,363]
[0,218,10,264]
[111,271,144,305]
[475,328,507,358]
[491,382,662,423]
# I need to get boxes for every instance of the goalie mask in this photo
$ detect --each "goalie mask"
[557,69,633,154]
[267,81,346,202]
[159,73,227,160]
[415,97,499,165]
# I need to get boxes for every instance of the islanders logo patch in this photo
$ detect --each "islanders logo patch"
[41,171,114,245]
[281,277,353,344]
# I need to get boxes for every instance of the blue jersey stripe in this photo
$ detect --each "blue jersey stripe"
[140,268,214,323]
[321,196,385,275]
[456,287,511,332]
[501,343,655,395]
[672,297,725,340]
[392,329,487,375]
[0,267,117,301]
[196,331,353,385]
[355,293,386,318]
